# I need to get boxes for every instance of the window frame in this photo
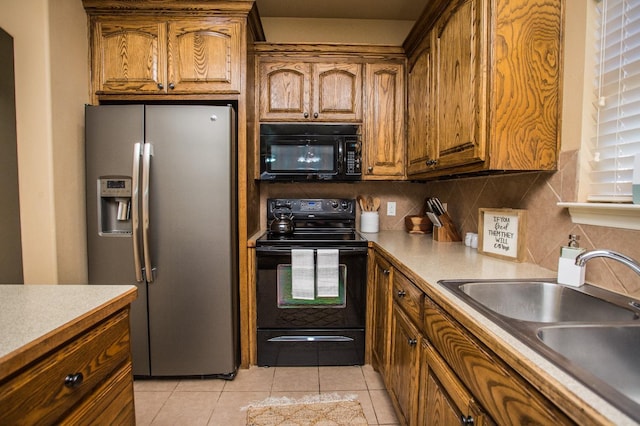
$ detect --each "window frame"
[558,0,640,230]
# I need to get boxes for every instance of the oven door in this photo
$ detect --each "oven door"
[255,245,367,366]
[256,246,367,328]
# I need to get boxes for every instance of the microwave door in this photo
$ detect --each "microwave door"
[265,139,338,177]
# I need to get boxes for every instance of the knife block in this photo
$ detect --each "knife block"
[433,213,462,242]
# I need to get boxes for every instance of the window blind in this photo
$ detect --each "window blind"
[590,0,640,202]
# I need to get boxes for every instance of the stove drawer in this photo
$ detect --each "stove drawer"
[257,329,365,366]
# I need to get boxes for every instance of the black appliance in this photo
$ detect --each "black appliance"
[259,124,361,181]
[255,198,368,366]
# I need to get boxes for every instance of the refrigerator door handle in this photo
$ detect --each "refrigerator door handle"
[142,142,155,282]
[132,143,143,283]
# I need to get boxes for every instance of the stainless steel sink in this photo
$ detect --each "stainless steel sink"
[538,325,640,407]
[439,279,640,422]
[457,281,638,322]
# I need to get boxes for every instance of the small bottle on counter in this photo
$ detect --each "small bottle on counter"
[557,234,586,287]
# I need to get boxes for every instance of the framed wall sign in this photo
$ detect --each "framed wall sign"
[478,208,527,262]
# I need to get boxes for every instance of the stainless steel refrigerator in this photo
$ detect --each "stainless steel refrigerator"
[85,104,238,378]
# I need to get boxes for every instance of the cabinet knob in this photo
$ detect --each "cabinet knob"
[168,83,175,90]
[303,112,309,118]
[313,112,319,118]
[157,83,164,90]
[397,290,406,298]
[408,338,417,346]
[426,159,438,167]
[383,269,390,275]
[64,372,84,388]
[367,166,373,173]
[461,415,475,425]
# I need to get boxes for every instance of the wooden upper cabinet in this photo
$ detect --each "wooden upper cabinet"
[259,61,311,120]
[407,39,434,176]
[312,63,362,121]
[167,19,241,93]
[92,19,166,93]
[259,60,362,122]
[433,0,485,170]
[363,62,405,179]
[404,0,562,178]
[91,17,242,95]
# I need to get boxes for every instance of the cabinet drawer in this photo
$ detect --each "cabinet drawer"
[62,362,135,425]
[423,297,574,425]
[393,271,423,326]
[0,309,131,424]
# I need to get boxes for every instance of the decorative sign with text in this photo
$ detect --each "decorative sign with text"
[478,208,527,262]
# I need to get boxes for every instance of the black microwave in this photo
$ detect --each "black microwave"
[259,124,361,181]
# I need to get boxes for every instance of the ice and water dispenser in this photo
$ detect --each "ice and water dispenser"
[97,177,132,236]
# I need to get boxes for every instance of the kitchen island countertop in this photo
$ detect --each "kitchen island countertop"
[0,284,137,377]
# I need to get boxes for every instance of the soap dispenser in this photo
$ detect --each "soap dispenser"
[557,234,586,287]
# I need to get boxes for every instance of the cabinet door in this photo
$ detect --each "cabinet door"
[419,341,494,426]
[259,61,311,121]
[370,254,393,376]
[407,38,435,176]
[167,19,242,93]
[91,18,166,93]
[363,63,405,179]
[433,0,486,170]
[389,305,421,426]
[312,63,362,121]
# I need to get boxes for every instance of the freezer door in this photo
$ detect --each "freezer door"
[144,105,237,376]
[85,105,151,376]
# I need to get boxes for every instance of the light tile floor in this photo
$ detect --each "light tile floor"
[134,365,399,425]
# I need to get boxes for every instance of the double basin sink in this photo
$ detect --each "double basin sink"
[439,279,640,422]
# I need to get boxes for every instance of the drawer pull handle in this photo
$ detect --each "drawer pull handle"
[383,269,390,275]
[397,290,406,297]
[64,372,84,388]
[408,338,417,346]
[461,415,474,425]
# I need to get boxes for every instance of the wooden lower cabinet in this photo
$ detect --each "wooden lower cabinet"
[0,308,135,425]
[388,305,422,426]
[423,297,574,425]
[372,249,576,425]
[370,252,393,376]
[419,340,494,426]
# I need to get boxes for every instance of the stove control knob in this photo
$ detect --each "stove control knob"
[341,201,349,210]
[331,201,339,209]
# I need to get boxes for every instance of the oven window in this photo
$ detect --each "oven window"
[276,264,346,308]
[269,144,335,172]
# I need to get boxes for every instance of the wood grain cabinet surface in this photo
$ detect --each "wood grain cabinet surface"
[259,60,362,122]
[90,16,242,95]
[0,308,135,425]
[419,341,495,426]
[368,252,393,378]
[423,296,574,425]
[405,0,563,178]
[363,62,405,179]
[370,249,577,426]
[389,305,422,426]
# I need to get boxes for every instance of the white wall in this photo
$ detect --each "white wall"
[0,0,88,284]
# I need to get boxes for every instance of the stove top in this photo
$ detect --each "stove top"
[258,198,367,247]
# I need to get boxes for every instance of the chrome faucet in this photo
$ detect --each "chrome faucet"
[575,249,640,276]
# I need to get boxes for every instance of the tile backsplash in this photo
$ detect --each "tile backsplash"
[260,150,640,297]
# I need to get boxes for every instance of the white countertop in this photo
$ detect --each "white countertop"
[0,284,136,371]
[364,231,638,426]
